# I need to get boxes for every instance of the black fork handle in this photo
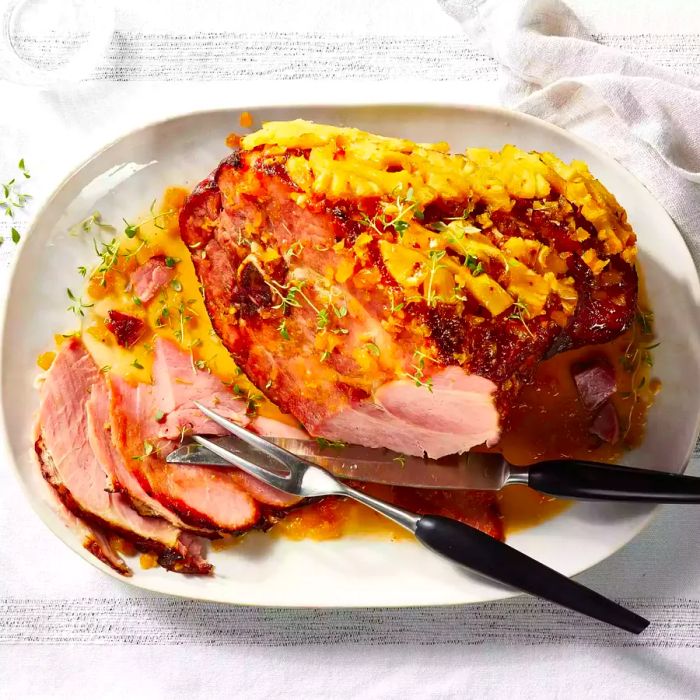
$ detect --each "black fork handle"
[415,514,649,634]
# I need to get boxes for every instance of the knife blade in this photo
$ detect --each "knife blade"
[165,436,514,490]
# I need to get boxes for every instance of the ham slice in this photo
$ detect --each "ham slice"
[590,402,621,444]
[108,375,261,532]
[39,469,131,575]
[130,256,175,303]
[313,368,499,460]
[572,359,617,411]
[251,415,308,439]
[107,339,301,531]
[85,378,212,534]
[35,339,212,575]
[150,337,249,440]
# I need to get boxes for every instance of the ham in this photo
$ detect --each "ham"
[150,337,249,440]
[315,369,498,459]
[106,338,301,531]
[130,255,175,303]
[35,339,212,575]
[179,126,637,459]
[572,359,617,411]
[85,378,211,533]
[40,470,131,576]
[107,375,262,532]
[181,179,505,459]
[251,415,308,439]
[590,402,621,444]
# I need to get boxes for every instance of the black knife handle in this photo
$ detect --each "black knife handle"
[527,460,700,502]
[415,515,648,634]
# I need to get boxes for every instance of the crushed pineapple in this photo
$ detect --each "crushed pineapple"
[36,351,56,371]
[240,119,637,320]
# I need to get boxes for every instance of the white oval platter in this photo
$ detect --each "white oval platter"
[2,104,700,607]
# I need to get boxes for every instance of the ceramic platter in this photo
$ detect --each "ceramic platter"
[2,104,700,606]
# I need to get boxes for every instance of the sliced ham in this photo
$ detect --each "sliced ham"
[130,255,175,303]
[36,339,212,575]
[39,468,131,576]
[107,376,261,531]
[314,367,499,460]
[85,378,212,534]
[148,338,302,508]
[572,359,617,411]
[150,337,249,440]
[251,415,309,439]
[108,368,300,531]
[590,402,621,444]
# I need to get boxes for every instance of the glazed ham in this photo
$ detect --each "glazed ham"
[106,337,301,534]
[34,337,304,575]
[180,121,638,458]
[148,337,250,440]
[43,476,131,576]
[34,339,212,575]
[130,255,175,303]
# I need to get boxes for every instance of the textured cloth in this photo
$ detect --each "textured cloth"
[2,1,700,699]
[441,0,700,266]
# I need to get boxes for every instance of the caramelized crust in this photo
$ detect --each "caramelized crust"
[180,121,638,447]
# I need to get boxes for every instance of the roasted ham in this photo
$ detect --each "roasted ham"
[34,337,306,575]
[180,120,638,458]
[130,255,175,303]
[34,339,212,575]
[106,337,301,534]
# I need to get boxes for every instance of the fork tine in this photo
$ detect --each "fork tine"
[192,435,295,493]
[194,401,300,467]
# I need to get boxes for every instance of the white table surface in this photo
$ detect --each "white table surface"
[2,1,700,698]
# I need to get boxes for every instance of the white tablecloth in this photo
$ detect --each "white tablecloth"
[2,1,700,697]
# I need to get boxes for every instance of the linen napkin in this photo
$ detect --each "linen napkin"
[439,0,700,266]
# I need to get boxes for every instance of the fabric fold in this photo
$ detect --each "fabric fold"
[440,0,700,264]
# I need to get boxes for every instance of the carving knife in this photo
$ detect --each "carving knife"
[166,436,700,501]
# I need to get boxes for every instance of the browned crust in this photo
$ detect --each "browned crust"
[84,537,131,577]
[35,437,213,576]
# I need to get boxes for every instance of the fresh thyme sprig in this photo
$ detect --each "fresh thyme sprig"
[269,279,305,313]
[465,254,484,276]
[618,307,659,439]
[1,159,32,219]
[404,349,435,391]
[425,249,447,307]
[315,437,347,449]
[278,319,290,340]
[620,309,658,373]
[268,278,344,336]
[91,237,120,286]
[508,299,534,339]
[66,288,93,317]
[69,211,116,237]
[132,440,155,461]
[388,288,404,314]
[122,202,176,239]
[246,388,264,414]
[0,227,22,247]
[360,185,419,238]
